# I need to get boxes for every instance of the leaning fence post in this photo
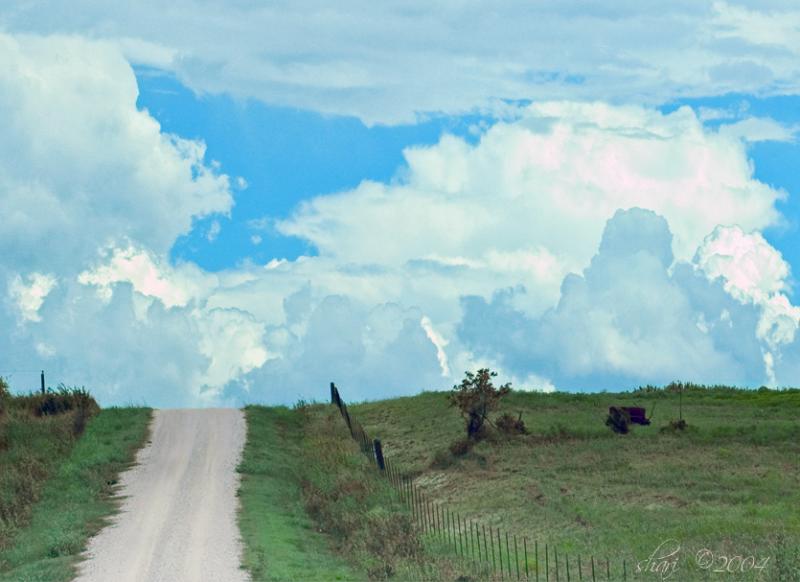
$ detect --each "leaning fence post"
[342,404,352,433]
[373,439,385,471]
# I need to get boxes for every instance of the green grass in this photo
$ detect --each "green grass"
[346,385,800,580]
[239,405,469,581]
[238,406,359,581]
[0,394,151,582]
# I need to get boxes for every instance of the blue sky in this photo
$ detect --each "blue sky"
[138,69,800,292]
[3,2,800,406]
[135,68,492,270]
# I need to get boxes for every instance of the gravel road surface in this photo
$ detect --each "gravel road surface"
[75,408,249,582]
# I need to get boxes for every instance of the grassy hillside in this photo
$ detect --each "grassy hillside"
[239,405,468,581]
[0,378,151,581]
[347,384,800,580]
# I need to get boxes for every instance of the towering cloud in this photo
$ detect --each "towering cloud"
[0,34,252,405]
[458,209,774,390]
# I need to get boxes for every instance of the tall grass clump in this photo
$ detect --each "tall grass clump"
[0,378,100,551]
[239,405,467,580]
[300,407,445,579]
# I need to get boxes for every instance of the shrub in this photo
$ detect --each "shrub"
[10,385,100,419]
[448,369,511,441]
[495,412,527,435]
[448,438,473,457]
[660,419,688,433]
[430,449,457,470]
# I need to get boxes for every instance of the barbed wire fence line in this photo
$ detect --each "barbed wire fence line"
[329,382,628,581]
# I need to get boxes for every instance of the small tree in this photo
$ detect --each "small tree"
[448,369,511,440]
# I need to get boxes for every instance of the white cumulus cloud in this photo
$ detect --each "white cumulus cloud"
[8,273,57,323]
[279,102,784,292]
[696,226,800,352]
[5,2,800,123]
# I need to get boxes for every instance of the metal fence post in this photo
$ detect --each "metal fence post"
[524,537,529,580]
[506,532,512,576]
[555,546,559,580]
[498,528,504,579]
[545,544,549,581]
[489,526,496,574]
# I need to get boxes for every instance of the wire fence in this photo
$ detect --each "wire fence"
[330,382,629,581]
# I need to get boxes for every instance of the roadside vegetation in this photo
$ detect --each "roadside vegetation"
[0,377,150,581]
[239,404,469,581]
[347,381,800,580]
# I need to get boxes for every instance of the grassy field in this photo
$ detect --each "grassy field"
[239,405,469,581]
[344,384,800,580]
[0,379,151,581]
[238,406,359,581]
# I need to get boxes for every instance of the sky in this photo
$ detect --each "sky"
[3,2,800,406]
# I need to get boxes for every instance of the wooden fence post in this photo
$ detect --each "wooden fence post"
[374,438,385,471]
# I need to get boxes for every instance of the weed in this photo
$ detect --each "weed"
[495,412,527,435]
[659,419,688,433]
[449,438,474,457]
[430,449,458,470]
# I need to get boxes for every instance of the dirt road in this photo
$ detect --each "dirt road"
[75,409,249,582]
